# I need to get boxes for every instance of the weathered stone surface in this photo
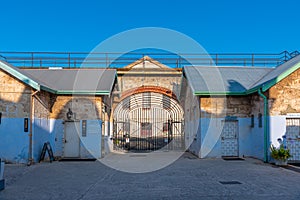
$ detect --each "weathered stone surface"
[118,74,181,97]
[269,68,300,115]
[50,96,102,120]
[200,95,263,118]
[0,69,31,118]
[33,91,51,119]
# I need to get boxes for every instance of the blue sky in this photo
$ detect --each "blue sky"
[0,0,299,53]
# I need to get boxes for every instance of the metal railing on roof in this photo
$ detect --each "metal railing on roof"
[0,51,298,69]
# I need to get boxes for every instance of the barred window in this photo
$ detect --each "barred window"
[122,96,130,109]
[142,92,151,109]
[162,95,171,109]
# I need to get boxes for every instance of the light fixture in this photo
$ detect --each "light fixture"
[66,108,73,120]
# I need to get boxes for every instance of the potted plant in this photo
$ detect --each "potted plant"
[270,144,291,166]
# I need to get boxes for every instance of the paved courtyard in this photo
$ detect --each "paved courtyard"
[1,152,300,200]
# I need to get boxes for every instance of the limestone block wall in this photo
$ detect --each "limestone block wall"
[200,96,262,118]
[0,69,31,118]
[267,68,300,159]
[181,78,200,155]
[0,69,31,163]
[269,68,300,116]
[118,74,182,97]
[194,94,264,159]
[50,96,102,120]
[34,91,51,119]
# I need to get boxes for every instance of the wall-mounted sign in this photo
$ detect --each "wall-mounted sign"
[287,113,300,118]
[24,118,29,132]
[82,120,87,137]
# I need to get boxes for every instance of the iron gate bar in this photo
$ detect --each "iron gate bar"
[113,91,184,152]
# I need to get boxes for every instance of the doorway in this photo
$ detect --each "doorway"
[221,120,239,157]
[64,121,80,157]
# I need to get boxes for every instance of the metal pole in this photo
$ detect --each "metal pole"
[258,88,269,163]
[68,53,71,68]
[31,52,34,67]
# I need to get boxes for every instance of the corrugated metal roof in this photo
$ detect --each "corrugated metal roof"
[184,66,273,95]
[21,69,116,95]
[250,55,300,91]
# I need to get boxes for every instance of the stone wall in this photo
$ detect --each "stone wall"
[269,68,300,116]
[181,77,200,153]
[118,74,182,97]
[50,96,102,120]
[34,90,51,119]
[200,95,263,118]
[0,69,31,118]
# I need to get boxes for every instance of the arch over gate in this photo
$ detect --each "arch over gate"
[113,86,184,152]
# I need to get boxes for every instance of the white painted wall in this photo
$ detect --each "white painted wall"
[189,117,265,160]
[269,116,286,148]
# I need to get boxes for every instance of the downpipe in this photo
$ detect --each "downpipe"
[258,88,269,163]
[28,90,38,166]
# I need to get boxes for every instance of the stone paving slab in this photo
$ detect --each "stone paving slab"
[0,153,300,200]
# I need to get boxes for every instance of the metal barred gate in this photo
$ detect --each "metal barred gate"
[113,91,184,152]
[286,118,300,161]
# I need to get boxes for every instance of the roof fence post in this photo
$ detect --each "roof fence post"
[31,52,34,67]
[68,53,71,68]
[106,53,108,68]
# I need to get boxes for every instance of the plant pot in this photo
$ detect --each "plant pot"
[275,159,288,166]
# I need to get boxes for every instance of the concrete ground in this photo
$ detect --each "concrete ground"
[0,152,300,200]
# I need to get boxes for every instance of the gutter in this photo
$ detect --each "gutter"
[193,91,246,96]
[258,88,269,162]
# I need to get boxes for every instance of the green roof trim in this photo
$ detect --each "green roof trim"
[0,61,40,90]
[193,91,246,96]
[56,90,111,95]
[261,62,300,92]
[40,85,110,95]
[40,85,58,94]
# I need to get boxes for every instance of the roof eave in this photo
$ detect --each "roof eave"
[40,85,57,94]
[0,61,40,91]
[55,90,111,95]
[193,91,246,96]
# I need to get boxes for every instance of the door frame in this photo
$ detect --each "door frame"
[63,120,81,158]
[221,119,239,157]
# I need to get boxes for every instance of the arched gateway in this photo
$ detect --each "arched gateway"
[113,86,184,152]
